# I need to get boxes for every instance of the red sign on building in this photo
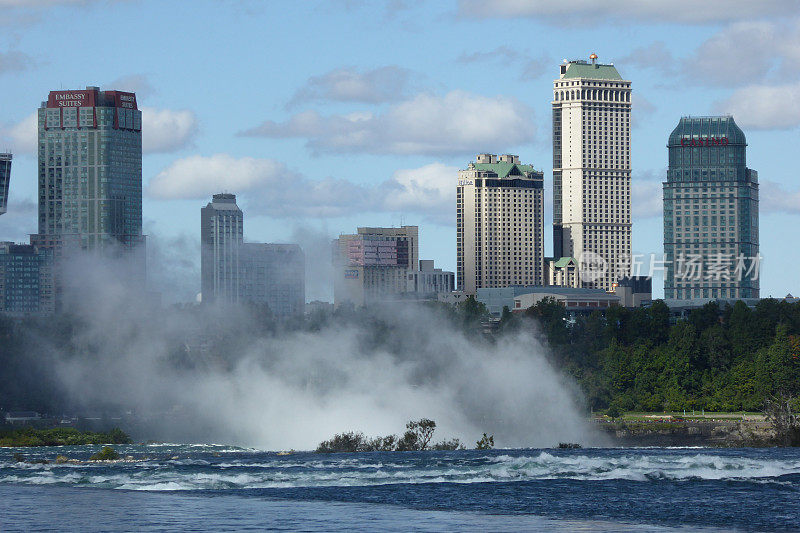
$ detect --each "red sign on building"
[680,137,729,147]
[47,90,96,108]
[110,91,138,110]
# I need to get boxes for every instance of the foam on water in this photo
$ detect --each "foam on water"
[2,447,800,491]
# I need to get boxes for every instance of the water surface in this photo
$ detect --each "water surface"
[1,445,798,531]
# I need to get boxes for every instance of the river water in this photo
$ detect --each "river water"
[1,445,798,531]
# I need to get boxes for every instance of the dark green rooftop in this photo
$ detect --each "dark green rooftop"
[474,161,542,178]
[668,116,746,146]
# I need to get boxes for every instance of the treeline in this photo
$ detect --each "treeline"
[513,298,800,413]
[0,427,131,447]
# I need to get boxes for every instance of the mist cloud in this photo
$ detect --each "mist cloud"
[40,254,596,450]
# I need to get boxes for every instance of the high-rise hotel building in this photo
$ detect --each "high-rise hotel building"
[663,116,759,299]
[552,55,631,291]
[201,193,244,304]
[0,153,10,216]
[457,154,545,294]
[34,86,144,261]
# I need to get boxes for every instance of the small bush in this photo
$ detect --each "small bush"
[316,432,366,453]
[432,438,464,451]
[89,446,120,461]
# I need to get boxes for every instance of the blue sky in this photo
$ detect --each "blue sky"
[1,0,799,301]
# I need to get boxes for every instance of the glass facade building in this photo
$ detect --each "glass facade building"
[0,242,54,317]
[663,116,759,299]
[37,87,143,255]
[0,153,10,216]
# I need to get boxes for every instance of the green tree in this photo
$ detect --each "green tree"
[475,433,494,450]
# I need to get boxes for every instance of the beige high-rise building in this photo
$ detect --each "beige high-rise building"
[456,154,545,295]
[552,54,632,291]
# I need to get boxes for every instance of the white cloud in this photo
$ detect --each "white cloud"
[288,66,414,106]
[0,50,35,74]
[0,107,199,155]
[107,74,156,99]
[632,172,664,220]
[148,154,459,222]
[0,197,38,242]
[714,82,800,130]
[2,112,38,154]
[457,46,548,80]
[381,162,458,224]
[0,0,127,6]
[457,0,794,24]
[243,90,536,156]
[148,154,374,218]
[458,46,520,65]
[683,22,778,86]
[631,94,656,128]
[760,181,800,214]
[148,154,289,200]
[141,107,198,153]
[618,42,676,74]
[0,0,85,5]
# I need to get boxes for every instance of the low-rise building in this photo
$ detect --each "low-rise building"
[614,276,652,307]
[437,291,468,306]
[513,289,620,313]
[407,260,454,297]
[334,226,454,307]
[4,411,42,424]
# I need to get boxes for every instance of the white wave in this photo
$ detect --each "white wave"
[2,450,799,491]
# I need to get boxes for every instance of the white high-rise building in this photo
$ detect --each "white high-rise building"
[551,55,631,291]
[457,154,545,295]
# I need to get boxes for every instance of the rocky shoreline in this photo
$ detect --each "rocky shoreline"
[598,418,779,447]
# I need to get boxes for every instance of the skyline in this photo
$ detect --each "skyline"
[1,1,799,302]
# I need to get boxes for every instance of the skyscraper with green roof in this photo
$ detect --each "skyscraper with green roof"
[551,55,631,291]
[663,116,759,300]
[457,153,545,294]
